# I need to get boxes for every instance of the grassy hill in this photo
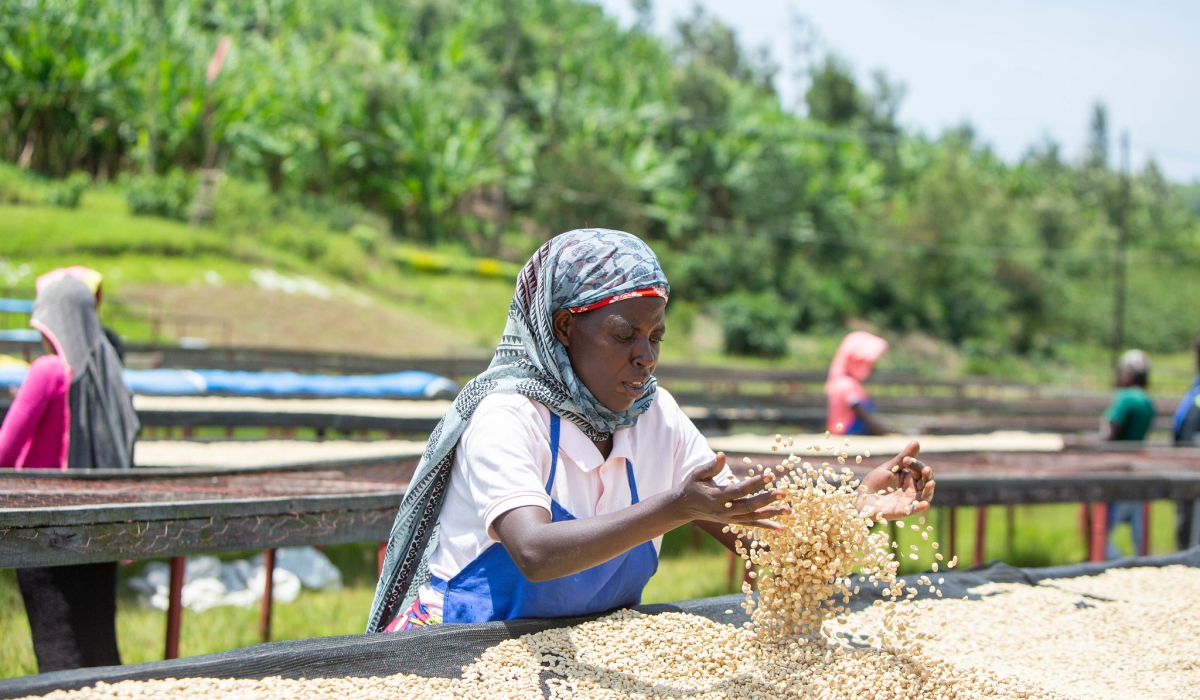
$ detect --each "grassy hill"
[0,169,1194,395]
[0,180,517,357]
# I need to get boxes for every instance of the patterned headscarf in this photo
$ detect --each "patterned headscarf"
[366,229,669,632]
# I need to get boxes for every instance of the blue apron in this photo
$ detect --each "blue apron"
[432,413,659,623]
[846,397,875,435]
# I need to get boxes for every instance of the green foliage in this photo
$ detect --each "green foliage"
[350,224,381,254]
[0,202,227,258]
[43,171,90,208]
[0,164,40,205]
[806,56,862,124]
[714,292,797,358]
[321,236,369,282]
[1,0,1198,354]
[392,246,520,280]
[124,170,195,220]
[261,223,329,262]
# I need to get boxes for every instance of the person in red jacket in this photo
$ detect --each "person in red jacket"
[825,331,891,436]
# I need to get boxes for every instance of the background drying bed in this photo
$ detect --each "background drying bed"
[0,459,418,568]
[132,439,426,468]
[0,549,1194,699]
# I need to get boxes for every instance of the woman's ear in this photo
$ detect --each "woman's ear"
[551,308,574,347]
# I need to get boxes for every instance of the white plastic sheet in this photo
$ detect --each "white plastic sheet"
[127,546,341,612]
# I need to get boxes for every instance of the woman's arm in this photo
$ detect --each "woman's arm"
[0,361,59,467]
[491,453,787,582]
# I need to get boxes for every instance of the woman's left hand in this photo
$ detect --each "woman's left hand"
[858,441,935,521]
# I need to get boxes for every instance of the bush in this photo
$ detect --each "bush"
[714,292,797,358]
[349,223,381,253]
[262,223,329,262]
[0,163,41,205]
[124,170,195,220]
[211,178,276,233]
[321,236,369,281]
[44,171,90,208]
[392,246,520,280]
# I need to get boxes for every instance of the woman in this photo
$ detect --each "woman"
[825,331,890,436]
[367,230,934,632]
[0,275,139,671]
[35,266,125,362]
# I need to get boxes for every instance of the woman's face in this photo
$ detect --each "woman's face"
[552,296,666,413]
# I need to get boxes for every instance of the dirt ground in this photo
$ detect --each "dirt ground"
[114,284,492,357]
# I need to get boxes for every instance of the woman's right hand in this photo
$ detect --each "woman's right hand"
[672,452,791,531]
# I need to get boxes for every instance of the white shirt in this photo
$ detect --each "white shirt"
[417,387,726,617]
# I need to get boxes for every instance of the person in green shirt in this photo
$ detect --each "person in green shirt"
[1102,349,1157,558]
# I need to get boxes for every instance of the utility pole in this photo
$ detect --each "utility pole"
[144,0,164,175]
[189,37,232,228]
[1111,130,1131,368]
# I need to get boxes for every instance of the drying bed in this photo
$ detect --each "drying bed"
[0,457,418,567]
[0,549,1195,699]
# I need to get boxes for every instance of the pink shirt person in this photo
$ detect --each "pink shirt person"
[0,355,70,469]
[825,331,888,435]
[1,265,106,468]
[1,275,137,471]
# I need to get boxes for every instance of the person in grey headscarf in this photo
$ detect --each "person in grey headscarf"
[30,275,139,470]
[4,275,139,672]
[368,229,935,633]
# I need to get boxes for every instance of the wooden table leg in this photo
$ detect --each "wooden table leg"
[1140,501,1152,556]
[1080,503,1091,556]
[1005,505,1015,559]
[937,507,947,553]
[164,556,185,660]
[259,548,275,644]
[1192,500,1200,549]
[1089,503,1108,562]
[973,507,987,566]
[949,507,958,563]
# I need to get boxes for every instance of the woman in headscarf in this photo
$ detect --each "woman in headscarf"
[825,331,891,436]
[0,275,138,671]
[35,266,125,362]
[368,230,934,632]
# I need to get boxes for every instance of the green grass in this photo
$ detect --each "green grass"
[0,568,377,678]
[888,501,1180,574]
[0,195,515,350]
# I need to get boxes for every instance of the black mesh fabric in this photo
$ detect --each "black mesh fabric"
[2,548,1197,699]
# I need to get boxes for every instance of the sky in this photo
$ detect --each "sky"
[596,0,1200,182]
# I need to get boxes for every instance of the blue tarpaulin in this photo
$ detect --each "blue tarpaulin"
[0,365,27,388]
[0,299,34,314]
[0,329,40,342]
[0,366,457,399]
